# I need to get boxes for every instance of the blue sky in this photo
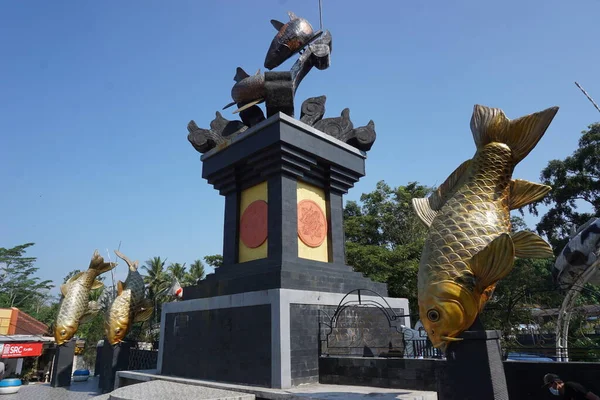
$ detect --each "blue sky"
[1,0,599,297]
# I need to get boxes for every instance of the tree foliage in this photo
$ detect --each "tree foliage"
[184,260,206,286]
[529,122,600,250]
[0,243,54,326]
[344,181,433,316]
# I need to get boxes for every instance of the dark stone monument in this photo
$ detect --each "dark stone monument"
[50,339,76,388]
[157,10,410,390]
[161,110,407,389]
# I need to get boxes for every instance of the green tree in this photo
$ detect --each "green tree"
[204,254,223,269]
[184,260,206,286]
[343,181,433,317]
[141,256,169,326]
[0,243,54,317]
[167,262,187,282]
[529,122,600,251]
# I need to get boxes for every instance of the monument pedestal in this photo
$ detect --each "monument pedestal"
[159,113,407,389]
[99,340,133,394]
[50,339,76,387]
[158,288,408,389]
[440,328,509,400]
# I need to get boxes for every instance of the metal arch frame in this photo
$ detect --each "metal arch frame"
[555,257,600,362]
[322,289,413,334]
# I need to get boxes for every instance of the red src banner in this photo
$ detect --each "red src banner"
[0,343,44,358]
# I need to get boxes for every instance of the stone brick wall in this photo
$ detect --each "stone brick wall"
[161,305,272,387]
[319,356,600,400]
[291,304,406,386]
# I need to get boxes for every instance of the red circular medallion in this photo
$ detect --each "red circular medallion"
[240,200,268,248]
[297,199,327,247]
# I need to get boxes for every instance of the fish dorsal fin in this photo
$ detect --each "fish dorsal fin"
[60,284,69,297]
[117,281,125,296]
[91,279,104,290]
[511,231,554,258]
[234,67,250,83]
[412,198,438,228]
[133,299,154,323]
[509,179,551,210]
[468,233,515,290]
[288,11,297,20]
[255,69,261,75]
[411,159,471,228]
[67,271,85,284]
[470,105,559,164]
[429,159,472,210]
[270,19,285,31]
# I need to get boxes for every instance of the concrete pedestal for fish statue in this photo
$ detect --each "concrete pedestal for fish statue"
[439,319,508,400]
[98,339,133,394]
[50,338,76,388]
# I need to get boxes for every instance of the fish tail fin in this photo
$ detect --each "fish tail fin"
[470,104,558,163]
[88,250,117,275]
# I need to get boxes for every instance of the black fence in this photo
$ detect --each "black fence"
[127,348,158,370]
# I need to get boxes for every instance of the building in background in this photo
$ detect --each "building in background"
[0,308,54,381]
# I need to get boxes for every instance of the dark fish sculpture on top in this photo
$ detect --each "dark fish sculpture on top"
[222,12,322,114]
[264,11,319,70]
[412,104,559,352]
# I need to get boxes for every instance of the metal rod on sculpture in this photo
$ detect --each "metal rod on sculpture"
[575,81,600,114]
[318,0,323,30]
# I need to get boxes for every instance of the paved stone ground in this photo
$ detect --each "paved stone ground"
[2,376,101,399]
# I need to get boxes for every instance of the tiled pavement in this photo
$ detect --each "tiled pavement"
[2,376,101,399]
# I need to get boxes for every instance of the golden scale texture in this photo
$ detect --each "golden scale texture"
[419,143,513,292]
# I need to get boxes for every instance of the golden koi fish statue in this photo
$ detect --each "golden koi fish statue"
[55,250,117,345]
[412,104,559,352]
[104,251,153,345]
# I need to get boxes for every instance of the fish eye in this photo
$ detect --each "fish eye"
[427,309,440,322]
[115,328,121,333]
[61,329,67,336]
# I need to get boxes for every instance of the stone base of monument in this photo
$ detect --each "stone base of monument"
[50,339,76,388]
[101,369,438,400]
[440,325,508,400]
[157,289,409,389]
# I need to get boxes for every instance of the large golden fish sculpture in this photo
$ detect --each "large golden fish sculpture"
[55,250,117,345]
[104,251,153,345]
[412,104,559,352]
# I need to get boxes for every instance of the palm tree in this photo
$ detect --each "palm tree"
[142,257,168,297]
[167,262,187,282]
[184,260,206,286]
[141,256,169,325]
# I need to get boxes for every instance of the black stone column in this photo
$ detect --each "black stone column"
[99,340,133,394]
[50,340,76,387]
[222,191,239,266]
[440,322,509,400]
[94,341,103,376]
[327,190,346,265]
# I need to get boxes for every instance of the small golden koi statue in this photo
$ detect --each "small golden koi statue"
[54,250,117,345]
[104,251,153,345]
[412,104,559,352]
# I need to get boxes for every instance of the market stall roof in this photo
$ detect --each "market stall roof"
[0,334,54,343]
